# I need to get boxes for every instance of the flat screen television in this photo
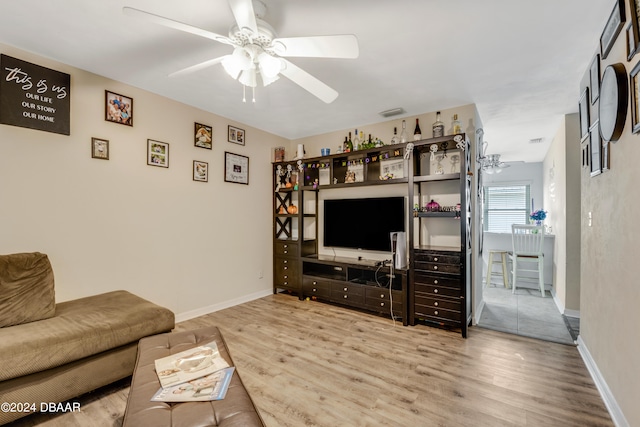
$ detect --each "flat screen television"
[323,197,405,252]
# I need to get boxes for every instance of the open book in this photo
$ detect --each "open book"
[151,367,235,402]
[154,341,230,389]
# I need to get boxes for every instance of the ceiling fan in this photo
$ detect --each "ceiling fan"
[123,0,359,103]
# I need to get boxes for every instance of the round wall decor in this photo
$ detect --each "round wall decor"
[598,63,628,142]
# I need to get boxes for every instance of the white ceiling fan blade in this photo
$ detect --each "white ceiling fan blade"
[272,35,359,58]
[228,0,258,34]
[168,56,229,77]
[123,7,233,46]
[279,59,338,103]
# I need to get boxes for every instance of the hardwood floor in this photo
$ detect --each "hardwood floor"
[9,293,613,427]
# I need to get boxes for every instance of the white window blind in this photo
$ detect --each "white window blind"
[483,185,530,233]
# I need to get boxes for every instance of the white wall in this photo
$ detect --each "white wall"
[0,44,286,320]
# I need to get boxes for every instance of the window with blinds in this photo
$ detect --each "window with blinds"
[483,185,530,233]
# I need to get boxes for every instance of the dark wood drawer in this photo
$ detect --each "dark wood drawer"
[414,307,461,323]
[415,295,460,312]
[275,241,298,256]
[302,276,331,298]
[364,297,403,313]
[414,272,460,288]
[414,252,460,265]
[275,257,299,288]
[415,261,460,275]
[415,283,460,298]
[330,282,364,304]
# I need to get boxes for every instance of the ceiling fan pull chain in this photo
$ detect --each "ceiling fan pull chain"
[252,86,256,103]
[243,85,246,103]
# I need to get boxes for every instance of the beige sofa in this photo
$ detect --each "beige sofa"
[0,252,175,425]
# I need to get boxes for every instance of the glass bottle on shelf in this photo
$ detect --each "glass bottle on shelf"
[452,114,462,134]
[359,130,365,149]
[414,118,422,141]
[432,111,444,138]
[400,120,408,143]
[391,127,400,145]
[346,132,353,152]
[342,136,348,153]
[353,129,360,151]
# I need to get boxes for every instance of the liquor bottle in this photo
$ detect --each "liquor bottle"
[391,127,400,145]
[452,114,462,134]
[432,111,444,138]
[400,120,408,143]
[353,129,360,151]
[346,132,353,152]
[368,134,372,146]
[414,118,422,141]
[343,136,348,153]
[359,130,365,148]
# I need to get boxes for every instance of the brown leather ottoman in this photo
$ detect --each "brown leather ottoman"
[123,326,265,427]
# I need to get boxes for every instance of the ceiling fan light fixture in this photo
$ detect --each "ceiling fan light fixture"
[261,71,279,87]
[221,55,242,80]
[239,66,257,88]
[257,52,281,78]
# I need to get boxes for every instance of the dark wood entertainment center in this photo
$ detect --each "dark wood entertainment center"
[273,134,472,337]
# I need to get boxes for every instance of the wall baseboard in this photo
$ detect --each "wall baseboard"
[175,289,273,323]
[577,336,629,427]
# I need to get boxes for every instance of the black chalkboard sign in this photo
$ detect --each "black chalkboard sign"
[0,54,71,135]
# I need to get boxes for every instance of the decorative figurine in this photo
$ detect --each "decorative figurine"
[345,171,356,183]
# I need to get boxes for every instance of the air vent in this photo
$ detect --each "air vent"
[379,108,406,118]
[529,138,544,144]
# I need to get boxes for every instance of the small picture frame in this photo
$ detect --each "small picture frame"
[602,139,610,172]
[630,59,640,133]
[628,0,640,59]
[590,121,602,177]
[194,123,212,149]
[224,151,249,185]
[228,125,245,145]
[147,139,169,168]
[91,137,109,160]
[600,0,626,60]
[105,90,133,126]
[579,88,590,140]
[582,143,590,169]
[193,160,208,182]
[627,22,637,60]
[590,54,600,104]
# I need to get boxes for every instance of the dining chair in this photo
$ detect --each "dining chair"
[509,224,545,297]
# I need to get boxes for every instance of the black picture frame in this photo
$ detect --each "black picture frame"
[105,90,133,126]
[590,121,602,177]
[600,0,626,60]
[628,0,640,59]
[194,122,212,149]
[590,54,601,104]
[193,160,208,182]
[228,125,245,145]
[91,138,109,160]
[630,59,640,133]
[579,88,590,140]
[224,152,249,184]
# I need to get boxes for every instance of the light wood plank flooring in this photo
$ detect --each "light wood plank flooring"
[9,293,612,427]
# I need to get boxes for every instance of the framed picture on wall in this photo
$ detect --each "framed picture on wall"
[194,123,212,149]
[91,137,109,160]
[105,90,133,126]
[193,160,208,182]
[628,0,640,59]
[630,59,640,133]
[590,54,601,104]
[579,88,590,140]
[228,125,245,145]
[600,0,626,60]
[589,121,602,177]
[147,139,169,168]
[224,152,249,184]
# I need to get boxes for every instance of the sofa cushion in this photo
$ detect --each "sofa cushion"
[0,290,175,382]
[0,252,55,328]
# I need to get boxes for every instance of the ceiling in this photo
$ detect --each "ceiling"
[0,0,612,162]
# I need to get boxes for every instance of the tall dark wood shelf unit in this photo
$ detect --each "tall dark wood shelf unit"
[273,162,318,298]
[272,136,471,336]
[408,135,472,337]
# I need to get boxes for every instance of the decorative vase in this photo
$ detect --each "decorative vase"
[426,199,440,212]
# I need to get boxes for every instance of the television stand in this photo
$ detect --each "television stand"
[301,255,408,325]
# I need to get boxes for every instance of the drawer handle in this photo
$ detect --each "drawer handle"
[433,266,438,270]
[344,295,348,299]
[435,310,439,315]
[284,275,288,279]
[283,244,288,248]
[313,288,317,292]
[284,281,288,285]
[434,302,439,307]
[313,281,317,285]
[434,289,438,293]
[434,257,439,262]
[434,279,438,284]
[284,266,288,270]
[284,260,288,263]
[380,302,385,307]
[284,250,288,254]
[343,287,348,292]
